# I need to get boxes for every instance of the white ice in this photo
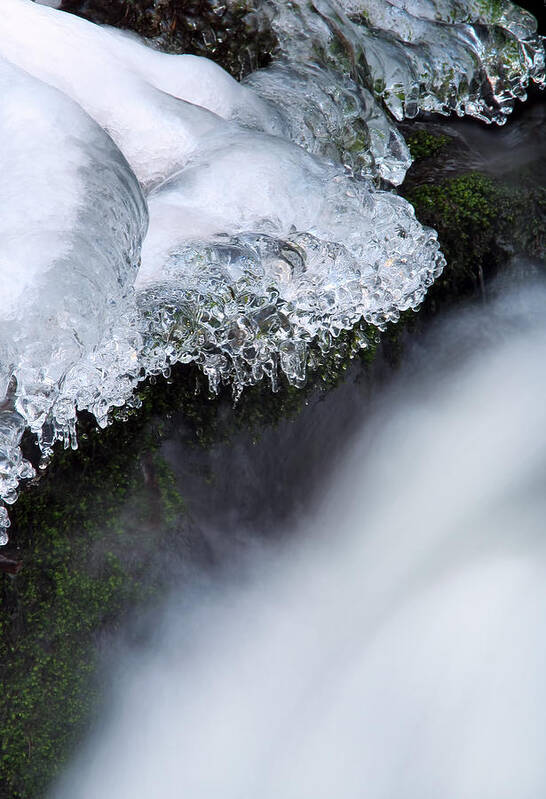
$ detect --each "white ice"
[0,0,543,534]
[0,56,146,521]
[1,0,279,188]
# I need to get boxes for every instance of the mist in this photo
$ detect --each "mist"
[52,276,546,799]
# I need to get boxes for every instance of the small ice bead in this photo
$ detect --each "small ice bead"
[0,505,10,544]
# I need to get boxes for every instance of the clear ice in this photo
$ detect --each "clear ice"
[0,56,147,531]
[0,0,544,535]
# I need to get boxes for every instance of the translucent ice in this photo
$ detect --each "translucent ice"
[0,0,544,536]
[0,57,146,515]
[245,0,545,180]
[136,136,443,390]
[0,0,278,189]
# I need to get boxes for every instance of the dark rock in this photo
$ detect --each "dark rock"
[0,553,22,575]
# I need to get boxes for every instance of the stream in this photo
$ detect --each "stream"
[52,271,546,799]
[1,0,546,796]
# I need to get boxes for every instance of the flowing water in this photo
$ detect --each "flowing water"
[1,1,546,795]
[49,273,546,799]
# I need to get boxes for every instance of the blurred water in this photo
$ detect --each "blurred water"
[51,274,546,799]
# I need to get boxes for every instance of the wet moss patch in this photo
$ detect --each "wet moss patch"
[406,129,450,161]
[0,400,188,798]
[403,170,546,309]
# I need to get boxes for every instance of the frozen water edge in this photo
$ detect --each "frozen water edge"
[136,194,444,393]
[0,56,147,533]
[0,0,544,537]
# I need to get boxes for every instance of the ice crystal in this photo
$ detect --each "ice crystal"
[0,0,543,536]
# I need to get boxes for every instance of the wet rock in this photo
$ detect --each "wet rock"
[400,110,546,309]
[0,552,22,574]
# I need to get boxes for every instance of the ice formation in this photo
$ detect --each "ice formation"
[0,0,544,536]
[0,54,147,538]
[137,161,441,390]
[245,0,545,181]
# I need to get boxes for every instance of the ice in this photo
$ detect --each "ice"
[136,136,443,390]
[1,0,286,189]
[245,61,412,184]
[336,0,546,120]
[245,0,545,182]
[1,0,227,189]
[0,57,147,513]
[0,0,544,536]
[100,27,283,135]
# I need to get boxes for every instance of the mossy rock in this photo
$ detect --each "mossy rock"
[406,129,450,160]
[402,160,546,310]
[0,401,192,798]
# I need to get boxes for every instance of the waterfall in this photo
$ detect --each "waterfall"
[50,276,546,799]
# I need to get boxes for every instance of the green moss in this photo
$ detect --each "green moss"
[0,399,189,798]
[403,171,546,308]
[475,0,505,22]
[406,130,450,161]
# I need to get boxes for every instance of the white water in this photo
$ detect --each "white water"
[0,0,543,533]
[51,279,546,798]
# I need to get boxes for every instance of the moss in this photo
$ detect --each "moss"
[0,399,189,798]
[402,171,546,309]
[475,0,505,22]
[406,129,450,161]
